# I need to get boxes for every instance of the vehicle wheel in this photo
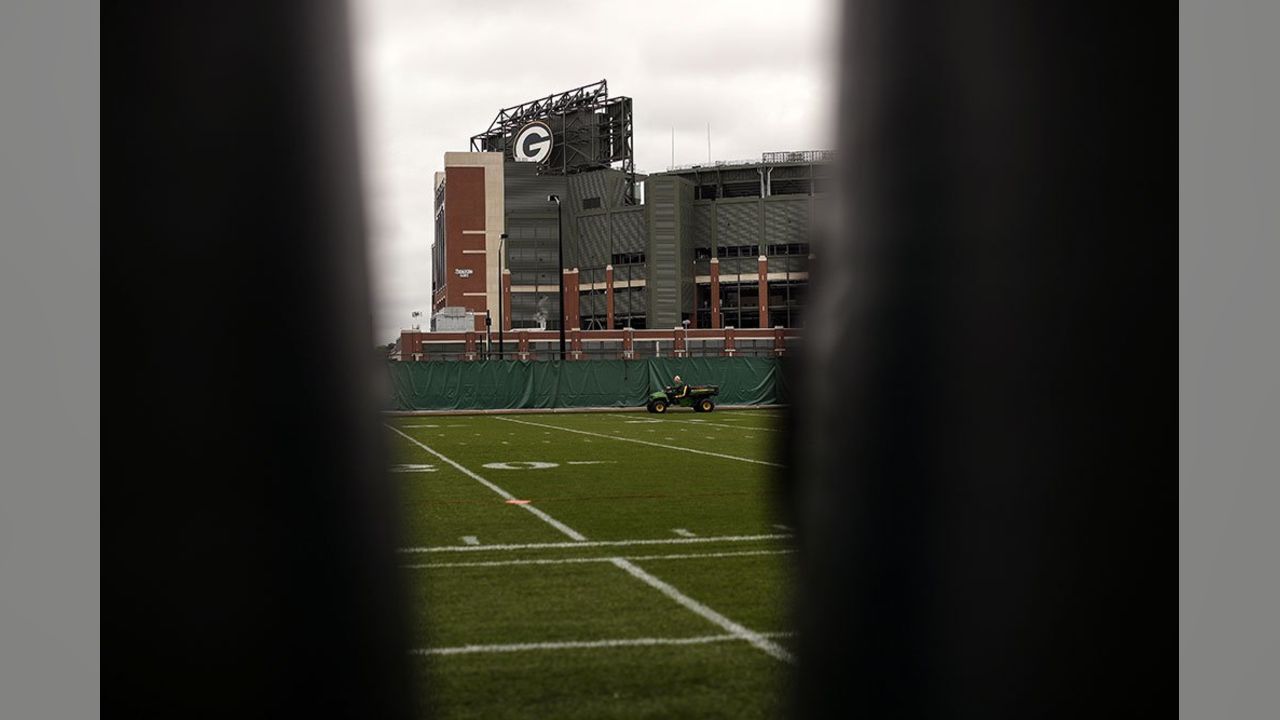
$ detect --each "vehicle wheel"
[646,401,656,413]
[652,399,668,414]
[698,399,714,413]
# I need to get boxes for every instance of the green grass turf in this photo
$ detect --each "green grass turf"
[386,408,795,719]
[412,643,793,720]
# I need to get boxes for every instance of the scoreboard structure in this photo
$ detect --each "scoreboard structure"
[469,79,636,205]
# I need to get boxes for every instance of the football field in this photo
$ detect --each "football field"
[385,408,795,719]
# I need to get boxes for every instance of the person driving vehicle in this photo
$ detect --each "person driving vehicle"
[671,375,690,400]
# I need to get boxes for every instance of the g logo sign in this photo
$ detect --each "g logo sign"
[514,121,553,163]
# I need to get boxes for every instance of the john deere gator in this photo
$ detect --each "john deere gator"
[644,384,721,413]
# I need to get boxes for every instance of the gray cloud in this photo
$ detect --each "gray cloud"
[352,0,837,343]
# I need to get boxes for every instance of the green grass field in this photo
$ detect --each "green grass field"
[385,408,795,719]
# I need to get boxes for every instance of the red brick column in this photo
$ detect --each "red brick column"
[402,331,422,360]
[605,264,615,330]
[774,326,786,356]
[674,328,687,358]
[563,268,580,333]
[724,326,736,357]
[501,269,512,331]
[757,254,769,329]
[517,330,529,360]
[623,327,634,359]
[464,331,477,360]
[710,258,721,329]
[570,328,583,360]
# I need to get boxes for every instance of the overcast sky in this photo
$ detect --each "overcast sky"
[350,0,838,343]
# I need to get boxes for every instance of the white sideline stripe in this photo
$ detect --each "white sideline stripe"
[399,533,791,554]
[413,631,794,657]
[671,418,780,432]
[461,536,479,546]
[496,416,784,468]
[610,558,794,663]
[385,425,587,542]
[566,460,616,465]
[672,528,697,537]
[619,415,778,430]
[403,548,794,569]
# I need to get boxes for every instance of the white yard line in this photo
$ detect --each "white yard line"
[496,416,784,468]
[413,631,794,657]
[403,548,795,570]
[388,424,789,663]
[671,418,780,432]
[721,414,786,423]
[610,558,795,663]
[385,425,587,542]
[610,413,779,433]
[399,533,791,554]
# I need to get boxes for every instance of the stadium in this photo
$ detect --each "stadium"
[381,80,805,718]
[398,80,829,362]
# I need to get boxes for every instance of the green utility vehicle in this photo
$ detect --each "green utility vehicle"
[645,384,721,414]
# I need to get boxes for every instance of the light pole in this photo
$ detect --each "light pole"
[497,232,507,360]
[547,194,566,361]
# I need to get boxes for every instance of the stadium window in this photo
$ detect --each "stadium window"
[582,197,601,210]
[695,247,712,261]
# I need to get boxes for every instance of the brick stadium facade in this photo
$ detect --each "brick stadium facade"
[404,81,824,360]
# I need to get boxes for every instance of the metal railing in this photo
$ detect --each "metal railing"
[761,150,835,164]
[664,158,760,172]
[664,150,834,173]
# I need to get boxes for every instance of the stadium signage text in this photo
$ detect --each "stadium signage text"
[513,121,553,163]
[454,268,473,278]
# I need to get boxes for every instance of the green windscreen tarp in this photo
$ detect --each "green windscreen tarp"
[384,357,790,411]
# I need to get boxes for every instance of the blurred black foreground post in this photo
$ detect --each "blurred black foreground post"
[108,3,417,718]
[781,1,1174,717]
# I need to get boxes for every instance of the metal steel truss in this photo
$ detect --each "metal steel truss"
[470,79,635,205]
